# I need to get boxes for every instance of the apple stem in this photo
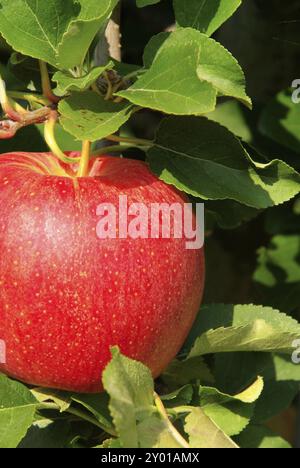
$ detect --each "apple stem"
[106,134,152,147]
[39,61,60,104]
[44,111,81,165]
[154,392,190,448]
[77,140,92,177]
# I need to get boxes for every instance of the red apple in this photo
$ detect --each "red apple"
[0,152,204,392]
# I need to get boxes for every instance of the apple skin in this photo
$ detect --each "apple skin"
[0,152,204,392]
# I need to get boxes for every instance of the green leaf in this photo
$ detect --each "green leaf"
[0,0,118,69]
[205,200,259,230]
[184,407,238,448]
[136,0,161,7]
[162,357,214,389]
[198,377,264,437]
[161,386,194,407]
[215,353,300,424]
[97,438,122,448]
[71,393,113,432]
[0,374,37,448]
[18,420,73,448]
[253,355,300,423]
[0,0,76,67]
[259,89,300,154]
[58,91,133,142]
[188,304,300,356]
[207,101,253,142]
[137,415,183,448]
[215,353,271,394]
[30,388,71,412]
[195,37,251,108]
[119,29,251,113]
[53,63,113,95]
[147,117,300,209]
[37,123,85,152]
[57,1,119,69]
[118,30,217,115]
[235,425,291,449]
[102,347,154,448]
[254,235,300,287]
[173,0,242,36]
[253,235,300,312]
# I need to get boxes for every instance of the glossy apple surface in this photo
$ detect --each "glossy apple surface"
[0,152,204,392]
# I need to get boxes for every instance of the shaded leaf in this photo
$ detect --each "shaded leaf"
[260,89,300,154]
[136,0,161,7]
[71,393,113,431]
[162,356,214,389]
[173,0,242,36]
[160,385,194,407]
[207,101,253,142]
[215,353,300,424]
[147,117,300,209]
[53,63,113,95]
[58,91,133,141]
[18,420,72,449]
[235,425,291,449]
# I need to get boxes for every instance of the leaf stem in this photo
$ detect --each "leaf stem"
[0,78,23,122]
[44,111,80,165]
[66,407,116,436]
[107,134,152,147]
[122,68,146,82]
[39,61,59,104]
[77,140,91,177]
[154,393,190,448]
[172,405,194,415]
[104,71,113,100]
[8,91,51,106]
[37,403,116,436]
[91,144,148,157]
